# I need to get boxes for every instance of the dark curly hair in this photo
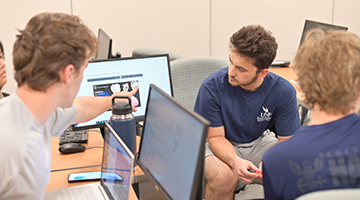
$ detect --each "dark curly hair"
[229,25,278,72]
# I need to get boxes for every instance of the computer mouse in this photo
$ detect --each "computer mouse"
[59,143,86,154]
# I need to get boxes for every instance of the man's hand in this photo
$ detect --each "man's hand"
[232,157,260,184]
[257,162,263,183]
[112,86,139,112]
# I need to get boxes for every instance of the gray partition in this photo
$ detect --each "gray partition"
[72,0,210,58]
[2,0,360,93]
[334,0,360,35]
[210,0,334,61]
[0,0,71,94]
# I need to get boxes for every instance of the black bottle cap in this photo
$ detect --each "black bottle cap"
[112,96,132,115]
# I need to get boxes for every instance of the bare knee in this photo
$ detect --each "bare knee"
[205,156,238,199]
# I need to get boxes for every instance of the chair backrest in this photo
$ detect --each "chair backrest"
[1,91,9,98]
[132,47,183,62]
[170,57,229,110]
[295,189,360,200]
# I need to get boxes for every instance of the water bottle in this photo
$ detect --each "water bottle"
[110,96,137,157]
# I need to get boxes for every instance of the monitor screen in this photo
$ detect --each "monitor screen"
[299,19,348,47]
[72,55,173,130]
[98,28,113,59]
[137,84,210,200]
[101,122,134,200]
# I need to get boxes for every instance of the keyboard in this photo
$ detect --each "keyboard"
[113,184,129,199]
[59,129,88,145]
[58,184,103,200]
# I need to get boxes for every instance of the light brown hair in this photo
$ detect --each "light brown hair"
[229,24,278,72]
[13,12,99,91]
[294,29,360,114]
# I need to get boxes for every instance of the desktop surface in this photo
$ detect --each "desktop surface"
[47,129,142,199]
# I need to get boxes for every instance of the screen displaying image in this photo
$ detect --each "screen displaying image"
[93,80,141,107]
[72,55,172,130]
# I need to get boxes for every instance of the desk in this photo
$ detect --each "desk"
[269,67,311,126]
[50,129,103,171]
[269,67,309,110]
[46,130,141,200]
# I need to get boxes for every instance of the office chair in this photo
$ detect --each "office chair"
[295,189,360,200]
[1,92,9,97]
[170,57,229,110]
[299,103,312,126]
[132,47,183,62]
[269,60,291,68]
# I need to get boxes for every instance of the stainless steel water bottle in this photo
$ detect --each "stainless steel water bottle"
[110,96,136,156]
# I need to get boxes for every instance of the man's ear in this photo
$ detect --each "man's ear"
[258,69,269,79]
[59,64,75,84]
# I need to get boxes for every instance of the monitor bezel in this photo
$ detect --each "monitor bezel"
[136,84,209,200]
[72,54,173,131]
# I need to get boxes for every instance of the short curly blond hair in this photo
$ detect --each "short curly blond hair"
[294,29,360,114]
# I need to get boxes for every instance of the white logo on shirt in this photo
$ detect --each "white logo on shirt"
[257,106,272,122]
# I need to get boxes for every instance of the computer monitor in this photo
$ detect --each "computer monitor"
[97,28,113,60]
[136,84,210,200]
[72,55,173,131]
[299,19,348,47]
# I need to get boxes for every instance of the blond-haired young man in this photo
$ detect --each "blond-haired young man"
[262,29,360,200]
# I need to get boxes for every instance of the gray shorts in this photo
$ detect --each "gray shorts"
[205,129,278,190]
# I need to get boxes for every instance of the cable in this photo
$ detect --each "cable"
[51,164,101,172]
[86,146,103,150]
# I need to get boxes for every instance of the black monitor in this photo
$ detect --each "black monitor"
[299,19,348,47]
[72,55,173,131]
[136,84,210,200]
[98,28,113,59]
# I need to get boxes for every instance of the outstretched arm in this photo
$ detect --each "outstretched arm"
[73,87,138,124]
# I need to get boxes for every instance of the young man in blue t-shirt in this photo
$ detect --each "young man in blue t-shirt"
[262,30,360,200]
[194,25,301,200]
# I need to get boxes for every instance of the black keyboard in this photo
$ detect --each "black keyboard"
[59,129,88,145]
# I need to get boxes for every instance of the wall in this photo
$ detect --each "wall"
[0,0,71,93]
[1,0,359,93]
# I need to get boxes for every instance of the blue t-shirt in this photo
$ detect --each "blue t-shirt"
[194,67,301,143]
[263,114,360,200]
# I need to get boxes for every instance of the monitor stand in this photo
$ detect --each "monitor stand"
[100,120,142,139]
[132,175,164,200]
[100,127,105,139]
[136,120,144,137]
